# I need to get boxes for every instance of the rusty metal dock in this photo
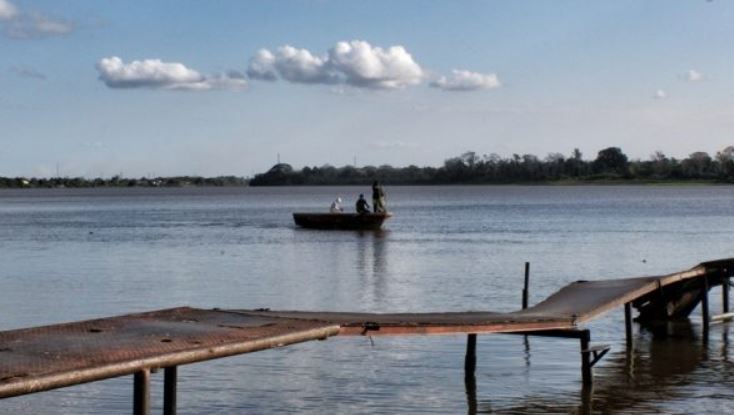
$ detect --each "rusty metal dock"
[1,259,732,414]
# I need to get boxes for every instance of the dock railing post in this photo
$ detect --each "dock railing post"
[580,330,592,387]
[522,262,530,310]
[723,268,730,314]
[624,302,633,349]
[133,369,150,415]
[164,366,178,415]
[465,333,477,380]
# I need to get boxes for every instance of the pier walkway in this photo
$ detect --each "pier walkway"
[0,259,732,414]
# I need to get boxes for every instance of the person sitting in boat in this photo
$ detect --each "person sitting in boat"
[330,197,343,213]
[372,180,386,213]
[356,194,371,214]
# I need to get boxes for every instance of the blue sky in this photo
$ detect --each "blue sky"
[1,0,732,177]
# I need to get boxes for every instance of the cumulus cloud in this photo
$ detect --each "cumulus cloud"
[430,69,501,91]
[247,45,334,84]
[0,0,74,39]
[246,49,278,81]
[96,57,246,91]
[247,40,423,90]
[654,89,667,99]
[685,69,703,82]
[328,40,423,89]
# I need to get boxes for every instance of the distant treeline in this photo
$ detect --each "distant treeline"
[250,146,734,186]
[0,175,248,189]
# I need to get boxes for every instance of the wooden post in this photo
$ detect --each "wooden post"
[133,369,150,415]
[522,262,530,310]
[723,269,730,314]
[163,366,177,415]
[702,276,710,337]
[624,302,633,349]
[464,334,477,380]
[580,330,592,386]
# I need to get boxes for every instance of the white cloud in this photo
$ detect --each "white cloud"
[686,69,703,82]
[247,46,335,84]
[97,57,203,88]
[0,1,74,39]
[96,57,246,91]
[247,40,423,90]
[246,49,278,81]
[269,45,332,84]
[327,40,423,89]
[0,0,18,21]
[430,69,501,91]
[654,89,667,99]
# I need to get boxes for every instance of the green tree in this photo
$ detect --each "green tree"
[594,147,629,175]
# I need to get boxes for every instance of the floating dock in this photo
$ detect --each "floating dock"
[0,259,732,414]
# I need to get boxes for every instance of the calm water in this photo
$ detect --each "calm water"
[1,185,733,414]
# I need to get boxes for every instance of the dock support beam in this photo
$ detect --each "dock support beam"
[702,276,710,336]
[512,329,608,387]
[624,302,633,349]
[522,262,530,310]
[723,269,730,314]
[133,369,150,415]
[465,334,477,380]
[464,334,478,415]
[580,330,591,387]
[163,366,178,415]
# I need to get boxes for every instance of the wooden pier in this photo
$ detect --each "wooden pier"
[0,259,732,413]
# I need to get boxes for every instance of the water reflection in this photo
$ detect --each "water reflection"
[465,369,478,415]
[355,230,389,307]
[469,321,731,414]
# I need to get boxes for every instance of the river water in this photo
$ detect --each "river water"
[0,185,733,414]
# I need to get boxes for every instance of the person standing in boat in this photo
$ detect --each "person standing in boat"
[356,194,371,214]
[330,197,343,213]
[372,180,386,213]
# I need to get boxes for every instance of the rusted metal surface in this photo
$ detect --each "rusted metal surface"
[236,259,734,336]
[230,310,575,335]
[516,259,734,324]
[0,307,339,399]
[514,276,662,322]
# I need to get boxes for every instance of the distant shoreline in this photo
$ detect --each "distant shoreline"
[248,148,734,186]
[0,178,729,189]
[0,176,248,189]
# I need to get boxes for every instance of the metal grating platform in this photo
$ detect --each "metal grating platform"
[0,307,339,398]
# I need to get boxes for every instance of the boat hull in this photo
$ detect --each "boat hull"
[293,212,392,230]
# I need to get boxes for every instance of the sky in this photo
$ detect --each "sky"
[1,0,733,178]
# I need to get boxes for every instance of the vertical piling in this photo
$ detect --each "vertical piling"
[465,334,477,380]
[624,302,633,349]
[702,276,710,337]
[522,262,530,310]
[723,269,730,314]
[580,330,592,387]
[164,366,178,415]
[133,369,150,415]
